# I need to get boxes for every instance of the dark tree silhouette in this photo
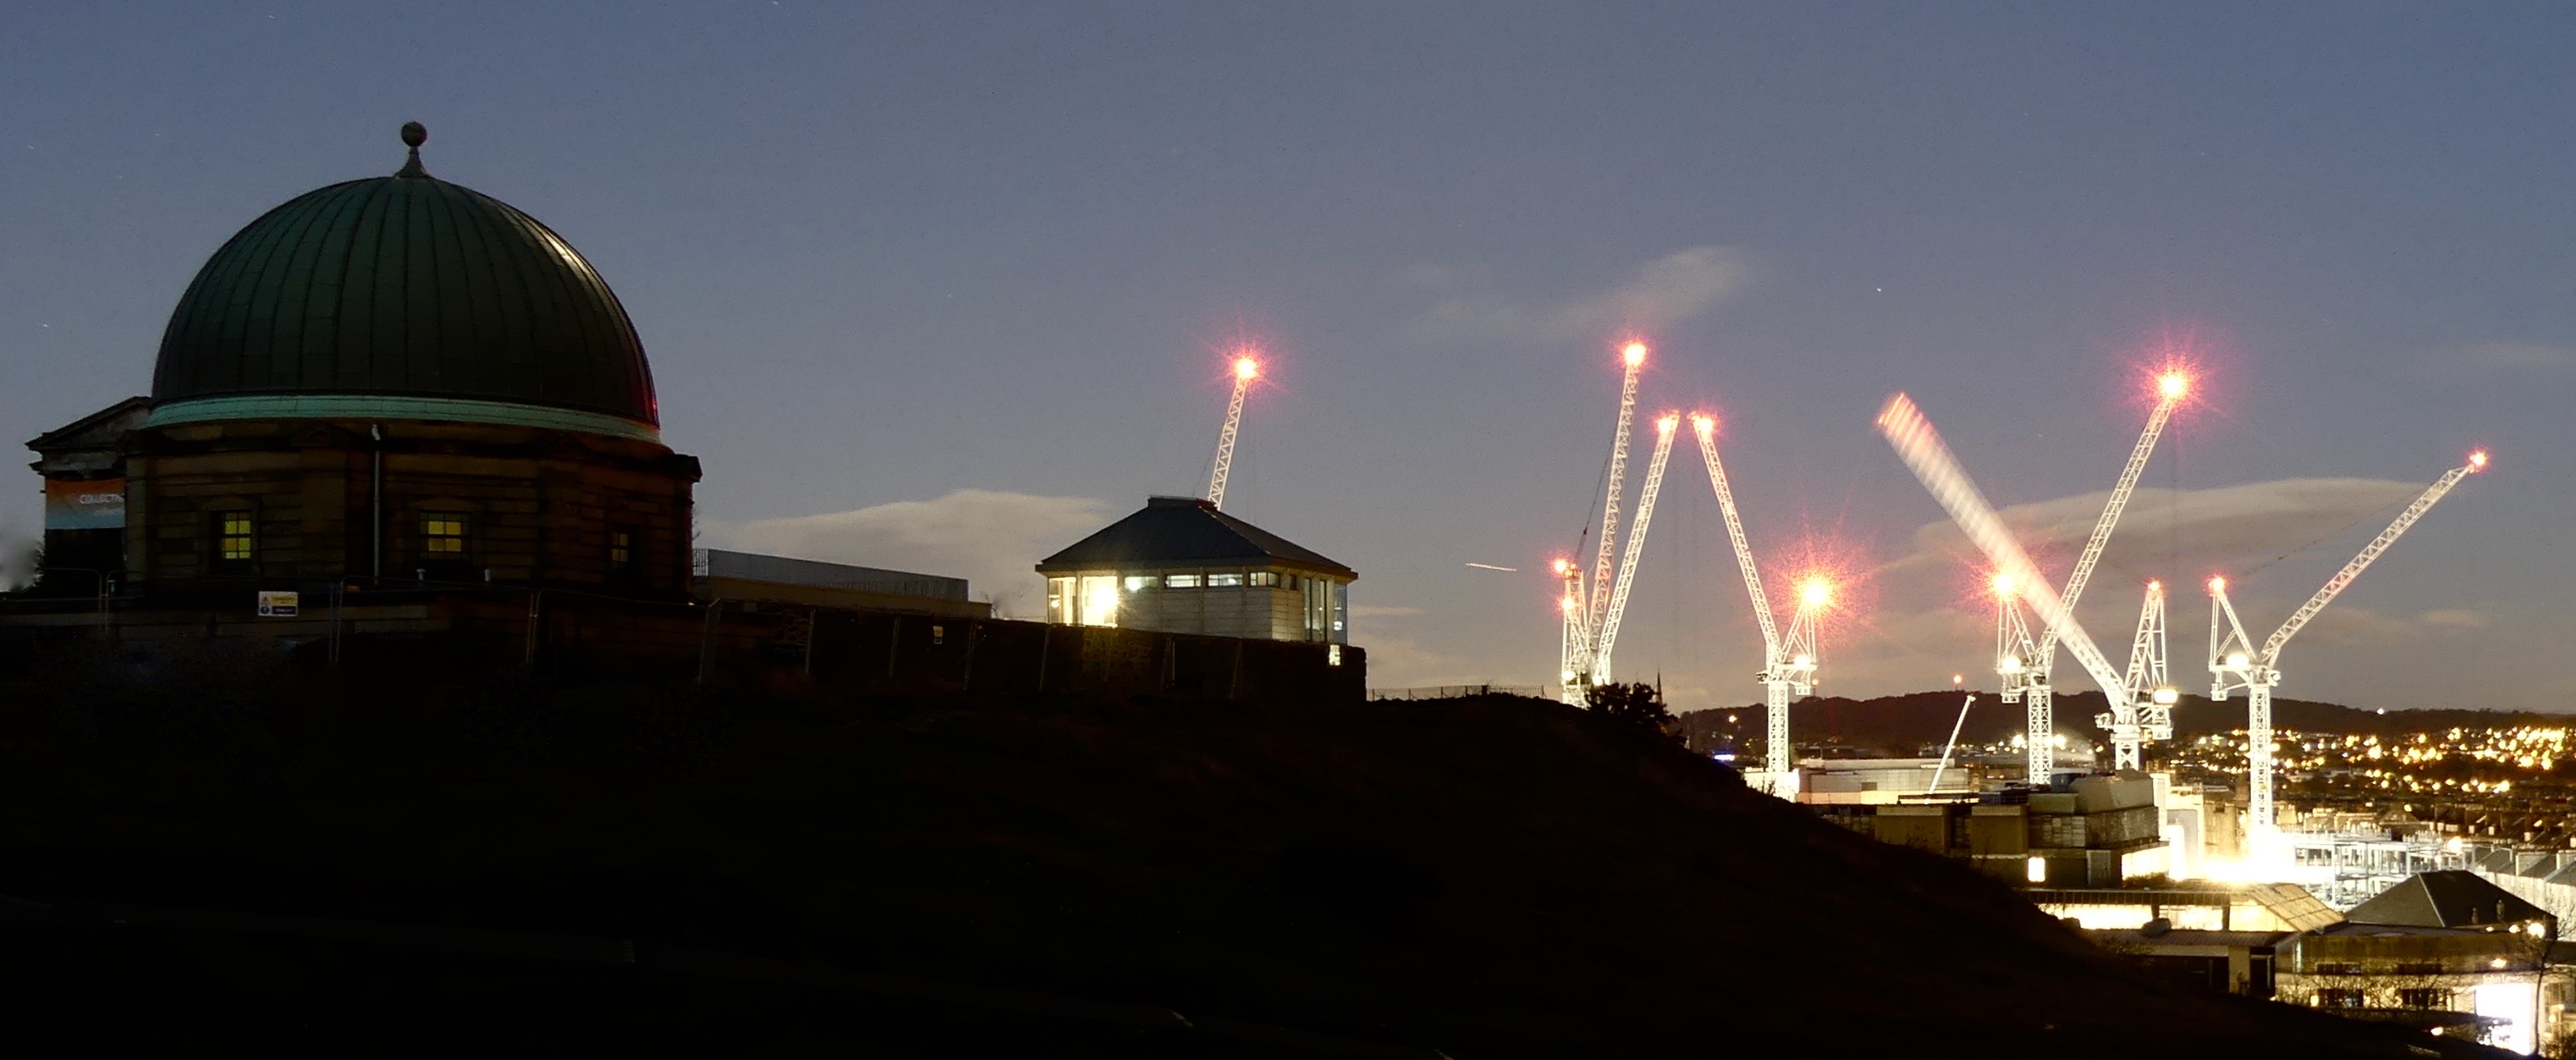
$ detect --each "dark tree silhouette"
[1585,682,1678,743]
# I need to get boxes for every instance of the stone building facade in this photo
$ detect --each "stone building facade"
[24,123,698,603]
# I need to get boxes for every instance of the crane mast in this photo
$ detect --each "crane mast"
[1559,342,1652,705]
[2097,580,2176,770]
[1590,345,1649,633]
[1206,355,1259,509]
[2210,452,2486,837]
[1993,589,2048,781]
[1593,415,1679,683]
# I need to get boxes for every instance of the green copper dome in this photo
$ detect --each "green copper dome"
[148,124,660,440]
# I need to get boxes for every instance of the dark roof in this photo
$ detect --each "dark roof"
[1036,497,1355,579]
[2346,870,2549,929]
[27,396,150,452]
[150,125,657,430]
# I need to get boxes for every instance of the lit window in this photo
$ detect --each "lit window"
[1165,574,1201,588]
[1078,575,1120,626]
[1208,572,1243,587]
[2025,856,2046,883]
[423,514,469,555]
[1047,577,1076,623]
[1326,644,1341,667]
[1248,571,1279,588]
[610,530,634,568]
[214,511,255,563]
[1124,575,1158,592]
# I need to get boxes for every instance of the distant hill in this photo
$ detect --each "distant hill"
[0,667,2463,1057]
[1679,689,2564,756]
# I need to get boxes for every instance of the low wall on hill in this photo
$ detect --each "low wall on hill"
[0,588,1365,705]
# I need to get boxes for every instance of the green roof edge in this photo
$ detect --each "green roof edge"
[146,394,662,443]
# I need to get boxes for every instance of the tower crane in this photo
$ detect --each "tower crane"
[1877,394,2138,773]
[1593,414,1680,685]
[2210,451,2487,839]
[1557,341,1651,704]
[1993,372,2189,782]
[1687,413,1830,796]
[1206,354,1260,509]
[2097,580,2180,769]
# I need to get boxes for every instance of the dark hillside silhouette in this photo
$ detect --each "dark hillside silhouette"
[0,663,2474,1057]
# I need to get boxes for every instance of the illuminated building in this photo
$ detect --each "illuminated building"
[2276,871,2569,1054]
[1037,497,1353,643]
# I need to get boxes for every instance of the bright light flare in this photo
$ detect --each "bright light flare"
[2469,450,2490,472]
[1620,341,1649,368]
[2156,371,2190,401]
[2226,651,2251,669]
[1233,356,1260,382]
[1990,571,2017,597]
[2147,579,2162,593]
[1549,557,1573,577]
[1688,412,1715,436]
[2207,576,2227,594]
[1654,412,1680,434]
[1798,577,1835,610]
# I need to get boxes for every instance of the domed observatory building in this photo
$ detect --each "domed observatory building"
[36,124,700,601]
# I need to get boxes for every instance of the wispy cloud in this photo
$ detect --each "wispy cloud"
[1349,605,1423,618]
[1407,246,1754,345]
[1896,478,2428,580]
[2417,608,2488,630]
[706,489,1112,619]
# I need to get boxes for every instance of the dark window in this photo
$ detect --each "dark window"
[212,511,255,570]
[2315,989,2365,1009]
[2315,962,2364,975]
[2398,988,2447,1010]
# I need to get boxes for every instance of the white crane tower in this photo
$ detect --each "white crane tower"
[1990,372,2189,781]
[1205,354,1260,509]
[1687,412,1830,795]
[1877,393,2144,779]
[2106,580,2181,766]
[2209,450,2487,840]
[1558,342,1674,704]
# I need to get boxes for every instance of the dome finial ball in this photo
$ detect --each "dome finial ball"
[400,122,427,148]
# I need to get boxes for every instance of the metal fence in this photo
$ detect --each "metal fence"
[1367,684,1549,701]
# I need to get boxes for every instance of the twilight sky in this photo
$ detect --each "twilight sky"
[4,3,2571,711]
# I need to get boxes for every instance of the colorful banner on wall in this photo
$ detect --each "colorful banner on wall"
[44,478,125,530]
